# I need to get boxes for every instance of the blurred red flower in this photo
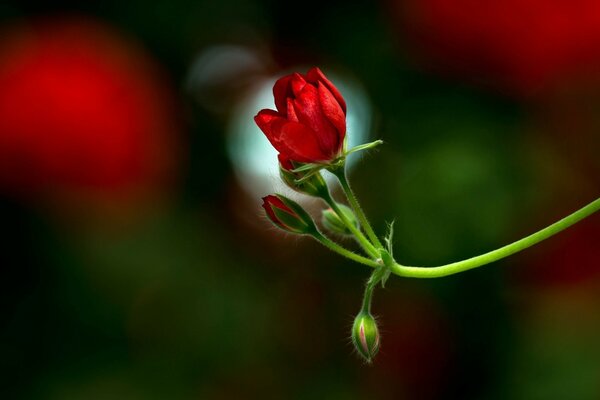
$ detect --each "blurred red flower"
[254,67,346,164]
[397,0,600,96]
[365,292,452,399]
[0,17,179,202]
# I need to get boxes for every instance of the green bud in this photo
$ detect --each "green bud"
[351,311,380,363]
[321,204,358,236]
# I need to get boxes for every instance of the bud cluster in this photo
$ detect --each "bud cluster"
[255,67,388,364]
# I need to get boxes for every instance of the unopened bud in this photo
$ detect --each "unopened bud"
[351,311,380,363]
[322,204,357,236]
[262,194,316,235]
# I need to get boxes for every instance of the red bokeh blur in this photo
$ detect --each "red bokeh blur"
[396,0,600,97]
[0,17,180,204]
[518,218,600,287]
[365,292,453,400]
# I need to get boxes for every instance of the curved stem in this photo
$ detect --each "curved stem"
[392,197,600,278]
[360,265,387,313]
[361,277,376,314]
[333,168,384,249]
[321,191,380,259]
[313,232,380,268]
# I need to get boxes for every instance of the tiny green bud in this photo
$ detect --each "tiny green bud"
[321,204,358,236]
[351,311,380,363]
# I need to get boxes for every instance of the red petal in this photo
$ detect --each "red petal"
[262,196,280,225]
[254,109,285,142]
[275,121,331,163]
[292,84,339,156]
[290,73,307,97]
[277,153,294,171]
[286,98,299,122]
[273,74,293,114]
[306,67,346,114]
[318,82,346,151]
[258,115,328,163]
[263,194,293,213]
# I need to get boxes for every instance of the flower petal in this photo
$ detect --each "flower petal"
[273,75,293,114]
[275,121,331,163]
[286,98,299,122]
[318,82,346,151]
[292,84,339,157]
[263,194,293,214]
[290,73,307,98]
[306,67,346,114]
[254,109,285,142]
[277,153,294,170]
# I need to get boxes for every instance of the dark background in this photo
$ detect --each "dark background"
[1,1,599,399]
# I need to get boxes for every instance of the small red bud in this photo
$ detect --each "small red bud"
[262,194,316,235]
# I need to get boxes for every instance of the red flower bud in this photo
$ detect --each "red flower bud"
[261,194,316,234]
[254,67,347,164]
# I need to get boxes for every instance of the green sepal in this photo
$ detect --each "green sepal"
[276,194,317,234]
[291,163,322,173]
[293,168,323,185]
[384,221,395,257]
[280,165,327,197]
[378,248,394,288]
[272,207,310,234]
[345,139,384,156]
[379,221,396,287]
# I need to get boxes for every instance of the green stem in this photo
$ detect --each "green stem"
[321,191,380,259]
[333,167,384,249]
[360,265,386,313]
[392,198,600,278]
[313,232,380,268]
[361,280,376,314]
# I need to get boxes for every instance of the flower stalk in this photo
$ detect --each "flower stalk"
[312,231,380,268]
[330,165,384,249]
[320,188,380,259]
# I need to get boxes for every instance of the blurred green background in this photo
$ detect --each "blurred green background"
[1,1,599,399]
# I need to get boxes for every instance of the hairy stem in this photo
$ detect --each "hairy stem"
[333,168,384,249]
[313,232,380,268]
[321,191,380,259]
[360,264,388,313]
